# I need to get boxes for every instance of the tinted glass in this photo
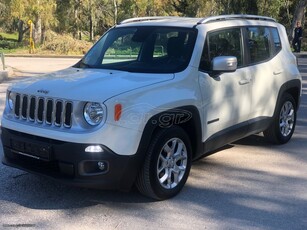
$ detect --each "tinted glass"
[200,28,243,71]
[80,27,197,73]
[270,27,282,55]
[247,27,271,63]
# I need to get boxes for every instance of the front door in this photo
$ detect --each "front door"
[198,27,252,142]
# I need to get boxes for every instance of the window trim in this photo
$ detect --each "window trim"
[269,27,282,56]
[199,25,283,73]
[199,26,245,73]
[243,26,282,67]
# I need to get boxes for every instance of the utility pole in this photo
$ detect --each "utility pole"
[28,19,35,54]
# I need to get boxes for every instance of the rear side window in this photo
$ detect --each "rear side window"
[246,27,270,64]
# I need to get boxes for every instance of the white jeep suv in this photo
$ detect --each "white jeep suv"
[1,15,302,200]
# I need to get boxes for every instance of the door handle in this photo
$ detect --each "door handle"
[239,79,250,85]
[273,70,283,75]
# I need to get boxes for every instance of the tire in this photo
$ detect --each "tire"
[264,93,297,144]
[136,126,192,200]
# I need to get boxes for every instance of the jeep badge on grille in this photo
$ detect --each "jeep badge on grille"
[37,89,49,94]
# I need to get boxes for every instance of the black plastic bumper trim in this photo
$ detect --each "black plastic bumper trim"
[1,127,143,191]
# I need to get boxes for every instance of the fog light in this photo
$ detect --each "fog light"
[97,161,106,171]
[85,145,104,153]
[81,161,109,175]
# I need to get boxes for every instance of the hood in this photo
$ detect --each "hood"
[9,67,174,102]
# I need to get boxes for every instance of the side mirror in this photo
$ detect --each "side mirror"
[212,56,237,73]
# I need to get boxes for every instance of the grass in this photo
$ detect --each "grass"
[0,31,93,55]
[0,32,18,41]
[42,32,93,55]
[0,47,28,54]
[0,32,23,53]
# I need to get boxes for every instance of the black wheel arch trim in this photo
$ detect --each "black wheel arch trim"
[136,105,203,162]
[274,79,301,116]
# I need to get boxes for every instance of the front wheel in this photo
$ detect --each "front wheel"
[136,126,192,200]
[264,93,297,144]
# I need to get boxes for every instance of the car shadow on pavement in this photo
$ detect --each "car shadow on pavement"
[182,140,307,230]
[0,165,154,210]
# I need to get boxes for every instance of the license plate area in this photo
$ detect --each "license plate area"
[11,139,51,161]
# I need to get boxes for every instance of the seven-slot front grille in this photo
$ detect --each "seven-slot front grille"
[14,94,73,128]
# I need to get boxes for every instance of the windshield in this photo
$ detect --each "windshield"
[79,26,197,73]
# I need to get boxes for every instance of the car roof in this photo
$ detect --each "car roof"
[116,15,277,28]
[118,17,200,28]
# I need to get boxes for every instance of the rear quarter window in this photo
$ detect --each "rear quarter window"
[270,27,282,55]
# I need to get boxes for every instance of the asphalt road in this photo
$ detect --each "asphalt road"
[0,56,306,230]
[4,56,80,76]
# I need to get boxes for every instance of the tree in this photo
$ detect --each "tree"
[278,0,294,29]
[0,1,7,25]
[8,0,27,42]
[0,0,305,50]
[258,0,282,18]
[30,0,58,43]
[290,0,307,40]
[5,0,57,44]
[55,0,71,33]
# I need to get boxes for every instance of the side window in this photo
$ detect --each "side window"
[270,27,282,55]
[199,28,243,71]
[246,27,270,64]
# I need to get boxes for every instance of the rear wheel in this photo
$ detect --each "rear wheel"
[136,126,192,200]
[264,93,297,144]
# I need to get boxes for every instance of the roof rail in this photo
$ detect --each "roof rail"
[197,14,276,24]
[120,16,179,24]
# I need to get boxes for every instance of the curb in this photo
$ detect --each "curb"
[294,51,307,59]
[296,54,307,59]
[5,54,83,59]
[0,70,8,83]
[1,66,16,80]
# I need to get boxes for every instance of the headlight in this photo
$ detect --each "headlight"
[83,102,105,126]
[8,91,15,110]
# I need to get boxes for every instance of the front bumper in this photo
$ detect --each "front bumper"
[1,127,142,191]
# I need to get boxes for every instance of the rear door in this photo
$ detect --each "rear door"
[244,26,282,119]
